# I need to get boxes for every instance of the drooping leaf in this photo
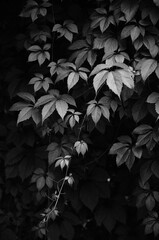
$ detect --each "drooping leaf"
[67,72,79,90]
[17,107,33,124]
[107,72,122,97]
[93,70,108,93]
[55,100,68,119]
[42,101,56,122]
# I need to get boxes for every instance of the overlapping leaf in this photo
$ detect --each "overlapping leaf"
[90,62,134,97]
[28,44,51,65]
[35,89,76,121]
[53,20,78,42]
[10,92,41,125]
[109,135,142,169]
[29,73,52,92]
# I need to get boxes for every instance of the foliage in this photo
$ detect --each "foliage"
[1,0,159,239]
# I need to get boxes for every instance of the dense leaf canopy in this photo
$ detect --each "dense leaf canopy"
[1,0,159,239]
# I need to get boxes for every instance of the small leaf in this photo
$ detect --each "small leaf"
[36,176,45,191]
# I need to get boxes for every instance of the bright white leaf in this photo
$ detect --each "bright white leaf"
[116,69,134,89]
[67,72,79,90]
[90,64,107,76]
[55,100,68,119]
[87,103,96,116]
[93,70,108,93]
[91,106,102,124]
[42,101,56,122]
[141,59,157,81]
[107,72,122,97]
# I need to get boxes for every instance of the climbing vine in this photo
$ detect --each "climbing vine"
[1,0,159,239]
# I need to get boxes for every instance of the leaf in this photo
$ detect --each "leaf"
[66,23,78,33]
[48,148,61,165]
[121,25,134,39]
[91,106,102,124]
[69,40,88,50]
[100,105,110,120]
[141,59,157,81]
[80,182,99,211]
[93,70,108,93]
[146,194,155,211]
[130,26,140,42]
[17,107,33,124]
[107,72,122,97]
[121,0,139,22]
[95,205,107,225]
[55,100,68,119]
[61,94,76,107]
[36,176,45,191]
[153,223,159,237]
[151,161,159,178]
[147,92,159,103]
[90,64,107,76]
[153,0,159,7]
[6,147,24,166]
[10,102,32,111]
[28,45,41,51]
[42,101,56,122]
[132,99,148,123]
[116,69,134,89]
[125,150,136,170]
[104,38,118,58]
[19,157,34,181]
[35,95,55,107]
[67,72,79,90]
[103,209,116,232]
[133,124,152,134]
[109,142,127,154]
[17,92,35,103]
[31,108,41,125]
[140,161,152,184]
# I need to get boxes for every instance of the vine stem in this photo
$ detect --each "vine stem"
[42,164,70,223]
[77,113,87,141]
